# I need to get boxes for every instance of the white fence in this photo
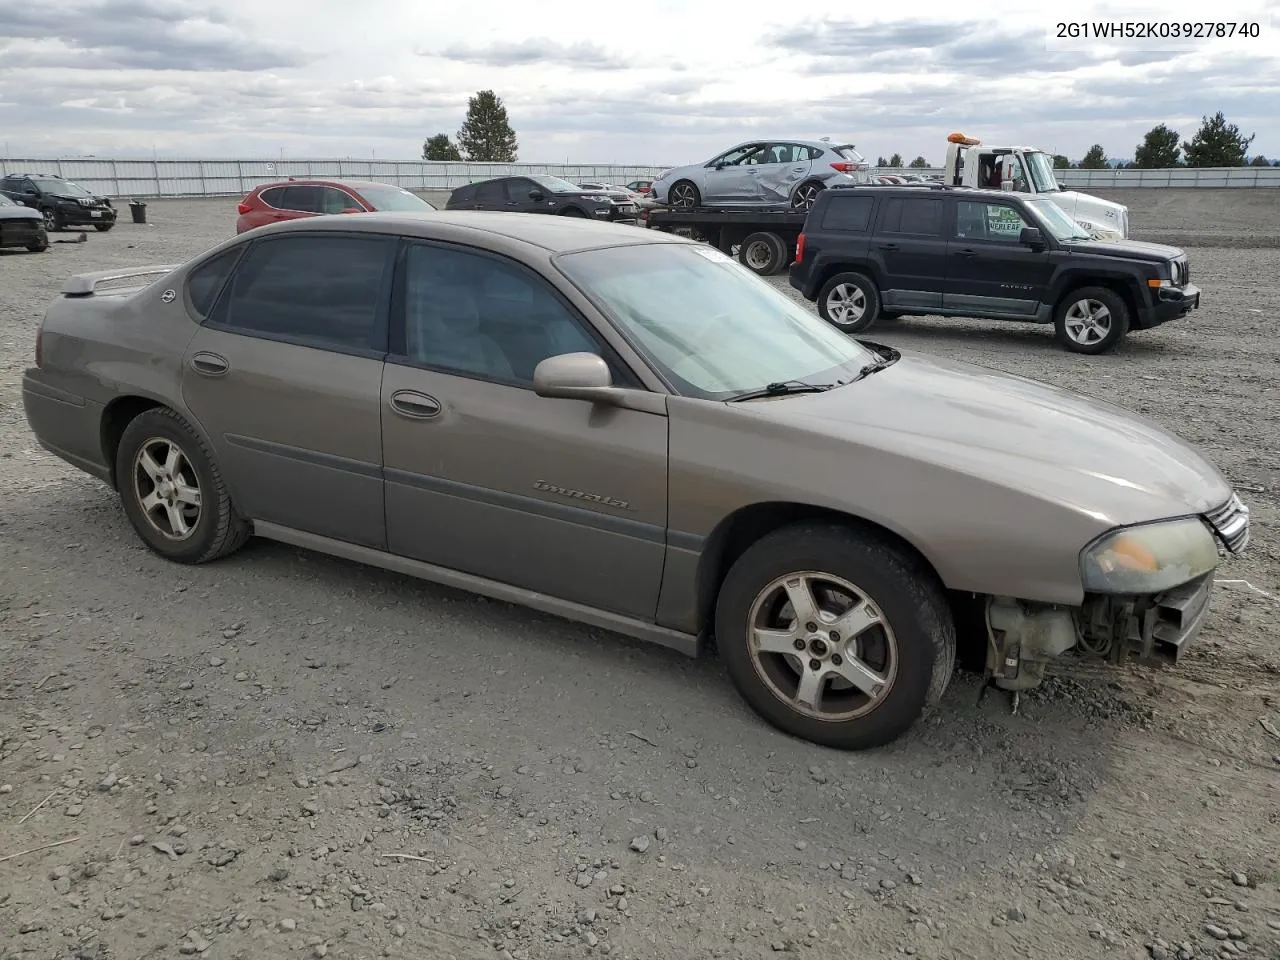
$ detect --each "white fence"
[2,157,1279,199]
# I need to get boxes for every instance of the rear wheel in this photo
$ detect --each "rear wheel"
[27,234,49,253]
[715,522,956,750]
[791,181,824,211]
[817,271,881,333]
[115,408,251,564]
[738,231,789,276]
[94,222,113,232]
[668,180,700,209]
[1053,286,1129,354]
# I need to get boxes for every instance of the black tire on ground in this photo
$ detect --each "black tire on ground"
[94,223,113,232]
[715,521,957,750]
[816,271,881,333]
[27,235,49,253]
[115,407,252,564]
[738,231,789,276]
[1052,286,1130,354]
[668,180,700,209]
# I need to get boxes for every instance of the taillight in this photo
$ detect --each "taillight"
[35,328,43,367]
[830,162,855,173]
[795,232,805,264]
[236,199,251,215]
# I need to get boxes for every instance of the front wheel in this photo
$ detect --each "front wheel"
[715,522,956,750]
[27,235,49,253]
[94,222,114,232]
[42,208,60,232]
[115,407,251,564]
[817,271,881,333]
[668,180,700,209]
[1053,286,1130,354]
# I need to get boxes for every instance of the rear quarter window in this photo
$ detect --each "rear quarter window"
[186,247,242,317]
[819,195,874,232]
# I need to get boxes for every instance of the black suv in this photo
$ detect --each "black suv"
[789,184,1200,354]
[0,173,117,233]
[446,175,638,223]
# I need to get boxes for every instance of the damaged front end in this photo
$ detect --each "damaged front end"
[982,494,1250,696]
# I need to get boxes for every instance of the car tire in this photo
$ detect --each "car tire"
[27,235,49,253]
[791,180,824,211]
[1053,286,1130,354]
[817,271,881,333]
[115,407,252,565]
[738,231,789,276]
[94,223,113,232]
[42,207,60,232]
[668,180,700,209]
[715,521,956,750]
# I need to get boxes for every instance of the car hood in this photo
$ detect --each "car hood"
[1060,237,1183,262]
[0,206,42,221]
[754,350,1231,527]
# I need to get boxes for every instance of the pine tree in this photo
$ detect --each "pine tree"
[888,152,903,167]
[908,156,928,168]
[422,134,462,161]
[456,90,518,163]
[1182,112,1254,167]
[1133,125,1181,168]
[1078,144,1108,169]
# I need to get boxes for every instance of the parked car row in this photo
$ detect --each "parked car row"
[0,172,118,252]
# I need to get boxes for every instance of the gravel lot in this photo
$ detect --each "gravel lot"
[2,199,1279,960]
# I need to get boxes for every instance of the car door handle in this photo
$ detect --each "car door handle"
[878,243,899,251]
[389,390,441,420]
[955,248,978,257]
[189,352,229,377]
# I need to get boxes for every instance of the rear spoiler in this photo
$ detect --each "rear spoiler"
[61,264,180,297]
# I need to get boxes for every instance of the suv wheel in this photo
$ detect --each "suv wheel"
[115,408,252,564]
[42,207,60,232]
[715,522,957,750]
[1053,287,1130,354]
[817,271,881,333]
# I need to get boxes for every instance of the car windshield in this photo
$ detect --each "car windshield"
[0,194,13,206]
[1026,198,1092,240]
[34,178,91,197]
[530,175,582,193]
[1024,152,1061,193]
[835,144,866,162]
[357,184,436,212]
[554,242,880,400]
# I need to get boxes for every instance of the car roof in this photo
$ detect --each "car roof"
[253,178,402,192]
[243,209,693,256]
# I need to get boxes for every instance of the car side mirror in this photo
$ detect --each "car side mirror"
[1020,226,1045,249]
[529,190,544,202]
[533,353,619,404]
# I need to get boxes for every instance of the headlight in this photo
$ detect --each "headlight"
[1080,518,1219,594]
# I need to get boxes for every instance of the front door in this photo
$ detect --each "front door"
[704,143,768,204]
[945,199,1053,319]
[871,194,951,312]
[180,231,396,549]
[380,239,669,620]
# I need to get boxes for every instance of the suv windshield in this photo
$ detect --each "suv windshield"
[34,178,92,197]
[358,184,436,211]
[531,175,583,193]
[554,242,879,400]
[1024,152,1060,193]
[1026,198,1091,240]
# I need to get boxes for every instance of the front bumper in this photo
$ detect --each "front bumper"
[56,203,117,227]
[1135,282,1200,329]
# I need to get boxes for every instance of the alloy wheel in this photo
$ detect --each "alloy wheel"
[133,438,203,540]
[1062,298,1112,346]
[825,283,867,327]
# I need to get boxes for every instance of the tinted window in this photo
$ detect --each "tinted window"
[955,201,1031,242]
[397,243,609,385]
[212,235,393,352]
[820,195,874,232]
[259,186,288,208]
[878,196,944,237]
[475,180,508,204]
[186,248,241,317]
[320,187,359,214]
[280,185,322,213]
[450,185,474,204]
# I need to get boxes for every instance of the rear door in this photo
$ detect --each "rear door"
[871,194,951,312]
[473,179,508,210]
[756,143,813,203]
[945,198,1052,318]
[180,231,396,548]
[379,239,669,620]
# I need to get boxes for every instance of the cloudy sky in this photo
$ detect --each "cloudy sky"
[0,0,1277,166]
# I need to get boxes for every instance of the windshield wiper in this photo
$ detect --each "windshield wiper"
[728,380,833,402]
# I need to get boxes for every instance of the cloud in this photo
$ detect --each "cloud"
[428,37,633,70]
[0,0,306,71]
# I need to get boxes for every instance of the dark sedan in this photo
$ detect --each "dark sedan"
[446,175,639,222]
[0,193,49,252]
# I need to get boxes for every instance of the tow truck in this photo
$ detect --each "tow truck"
[942,132,1129,241]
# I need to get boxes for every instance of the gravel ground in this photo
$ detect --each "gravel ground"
[2,200,1279,960]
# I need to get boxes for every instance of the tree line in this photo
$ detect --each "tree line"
[878,113,1272,170]
[423,90,519,163]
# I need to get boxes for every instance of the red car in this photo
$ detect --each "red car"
[234,178,437,233]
